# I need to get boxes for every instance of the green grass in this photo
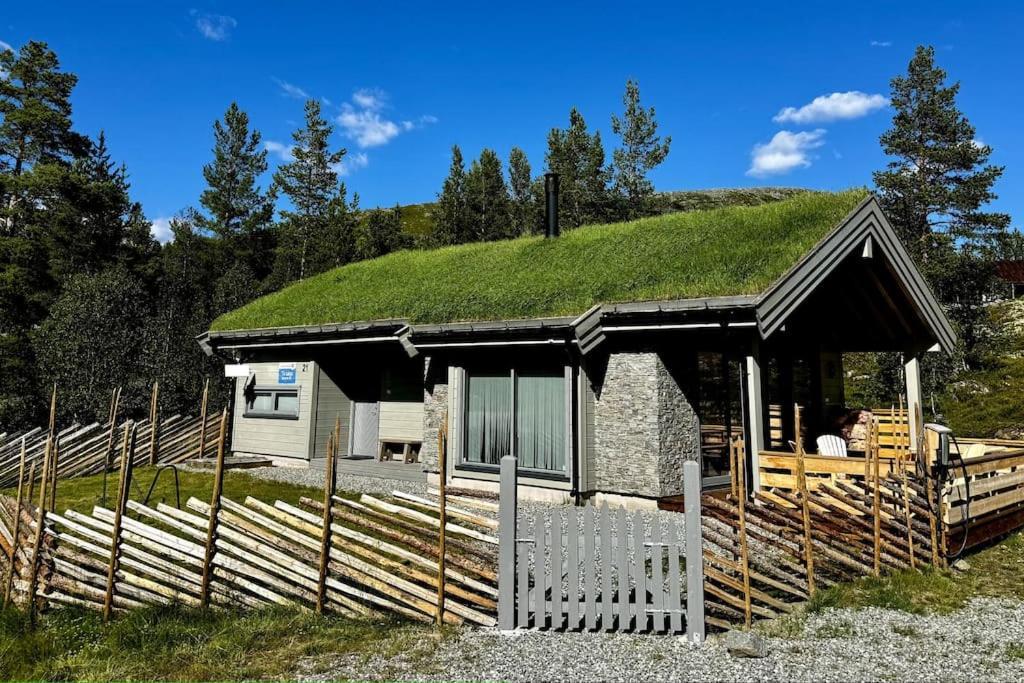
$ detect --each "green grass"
[212,189,868,331]
[0,603,443,681]
[940,354,1024,438]
[1,466,322,515]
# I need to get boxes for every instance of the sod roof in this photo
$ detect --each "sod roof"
[211,189,870,332]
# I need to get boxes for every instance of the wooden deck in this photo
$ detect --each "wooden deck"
[309,455,427,484]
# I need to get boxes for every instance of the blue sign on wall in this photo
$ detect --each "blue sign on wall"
[278,367,297,384]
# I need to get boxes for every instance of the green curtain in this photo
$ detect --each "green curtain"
[465,373,511,465]
[516,373,565,472]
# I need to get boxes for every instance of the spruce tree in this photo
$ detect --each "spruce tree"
[434,145,468,245]
[546,108,612,228]
[198,103,276,244]
[272,100,351,282]
[611,79,671,218]
[465,148,511,242]
[874,45,1011,367]
[508,146,534,235]
[356,205,406,260]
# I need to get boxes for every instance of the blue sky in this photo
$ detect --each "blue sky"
[3,2,1022,242]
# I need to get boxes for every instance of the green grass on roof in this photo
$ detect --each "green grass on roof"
[212,189,869,331]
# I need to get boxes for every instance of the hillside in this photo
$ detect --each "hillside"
[212,189,866,331]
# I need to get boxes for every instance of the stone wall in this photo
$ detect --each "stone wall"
[656,357,700,497]
[421,355,448,473]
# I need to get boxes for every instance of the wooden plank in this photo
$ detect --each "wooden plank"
[517,513,529,628]
[616,506,630,631]
[632,510,646,631]
[599,505,613,631]
[666,517,683,633]
[650,517,665,633]
[583,505,596,630]
[103,422,134,622]
[948,485,1024,524]
[551,509,563,630]
[534,509,546,629]
[567,506,579,630]
[200,409,228,608]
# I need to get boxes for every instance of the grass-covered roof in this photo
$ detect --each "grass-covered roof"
[211,189,869,332]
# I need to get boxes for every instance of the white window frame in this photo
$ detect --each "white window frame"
[245,385,301,420]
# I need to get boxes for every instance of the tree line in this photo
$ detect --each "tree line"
[0,39,1018,430]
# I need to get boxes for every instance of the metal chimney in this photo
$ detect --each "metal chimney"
[544,172,560,238]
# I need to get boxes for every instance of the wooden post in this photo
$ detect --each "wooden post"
[729,438,739,500]
[27,414,55,627]
[100,387,122,506]
[871,418,882,577]
[735,438,753,628]
[899,399,916,569]
[2,438,28,607]
[197,378,210,459]
[436,419,448,625]
[45,386,58,512]
[683,460,705,644]
[497,455,517,630]
[315,420,338,614]
[103,421,135,622]
[793,405,816,595]
[199,408,228,608]
[148,381,160,466]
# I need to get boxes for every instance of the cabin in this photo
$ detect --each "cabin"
[198,189,954,506]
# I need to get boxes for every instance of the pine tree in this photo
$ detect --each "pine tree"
[356,205,406,260]
[546,108,612,228]
[272,100,350,282]
[465,148,511,242]
[434,145,468,245]
[508,146,534,235]
[197,103,276,258]
[611,79,671,218]
[874,45,1011,367]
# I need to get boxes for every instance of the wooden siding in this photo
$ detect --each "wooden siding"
[581,368,597,493]
[232,361,315,460]
[379,401,424,442]
[313,366,352,458]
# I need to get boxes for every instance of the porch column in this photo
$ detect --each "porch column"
[744,340,766,488]
[904,354,922,451]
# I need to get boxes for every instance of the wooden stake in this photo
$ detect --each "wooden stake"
[898,398,915,569]
[315,420,338,614]
[2,438,28,607]
[46,386,58,512]
[729,436,739,499]
[100,387,122,505]
[27,416,55,628]
[103,421,135,622]
[871,418,882,577]
[148,382,160,466]
[735,436,753,628]
[436,416,448,626]
[197,379,210,459]
[199,408,228,608]
[793,405,816,595]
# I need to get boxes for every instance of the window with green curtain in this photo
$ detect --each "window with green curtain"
[516,373,566,471]
[464,373,512,465]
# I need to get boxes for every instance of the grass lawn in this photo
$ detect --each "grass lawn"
[0,466,323,515]
[0,603,446,681]
[212,189,867,331]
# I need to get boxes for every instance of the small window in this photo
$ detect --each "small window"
[245,387,299,419]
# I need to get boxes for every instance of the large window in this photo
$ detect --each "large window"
[462,367,568,476]
[245,387,300,419]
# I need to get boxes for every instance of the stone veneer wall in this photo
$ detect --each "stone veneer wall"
[421,355,448,473]
[590,351,701,498]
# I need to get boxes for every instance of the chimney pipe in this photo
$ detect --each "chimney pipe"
[544,172,560,238]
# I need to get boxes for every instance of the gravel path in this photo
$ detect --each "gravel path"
[300,597,1024,682]
[243,465,432,498]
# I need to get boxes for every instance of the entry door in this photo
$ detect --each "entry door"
[350,401,380,457]
[696,352,744,489]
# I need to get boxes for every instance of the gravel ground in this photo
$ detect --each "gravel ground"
[242,465,432,498]
[300,597,1024,682]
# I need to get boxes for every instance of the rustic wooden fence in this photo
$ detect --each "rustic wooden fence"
[0,383,223,490]
[0,417,499,625]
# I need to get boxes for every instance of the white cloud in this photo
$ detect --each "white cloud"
[870,40,892,47]
[351,88,386,111]
[150,217,175,244]
[333,152,369,176]
[264,140,295,162]
[335,89,437,149]
[773,91,887,124]
[273,78,308,99]
[0,40,12,52]
[747,129,826,177]
[191,11,237,41]
[971,137,986,150]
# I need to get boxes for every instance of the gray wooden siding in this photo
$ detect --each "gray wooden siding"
[581,366,597,493]
[379,401,424,441]
[313,365,352,458]
[232,361,315,460]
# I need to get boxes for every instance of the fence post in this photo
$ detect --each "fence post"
[871,418,882,577]
[148,382,160,466]
[199,408,228,608]
[498,455,517,630]
[735,439,753,628]
[683,459,705,644]
[27,396,57,628]
[315,420,338,614]
[46,387,58,512]
[794,406,816,595]
[103,421,135,622]
[100,387,121,506]
[2,438,28,607]
[436,420,448,625]
[197,378,210,459]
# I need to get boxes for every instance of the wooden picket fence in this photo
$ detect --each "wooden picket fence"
[0,383,223,490]
[0,414,498,626]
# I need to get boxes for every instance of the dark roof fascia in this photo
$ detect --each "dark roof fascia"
[409,317,577,345]
[754,195,957,354]
[204,319,411,349]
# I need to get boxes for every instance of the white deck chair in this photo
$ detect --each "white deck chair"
[816,434,848,457]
